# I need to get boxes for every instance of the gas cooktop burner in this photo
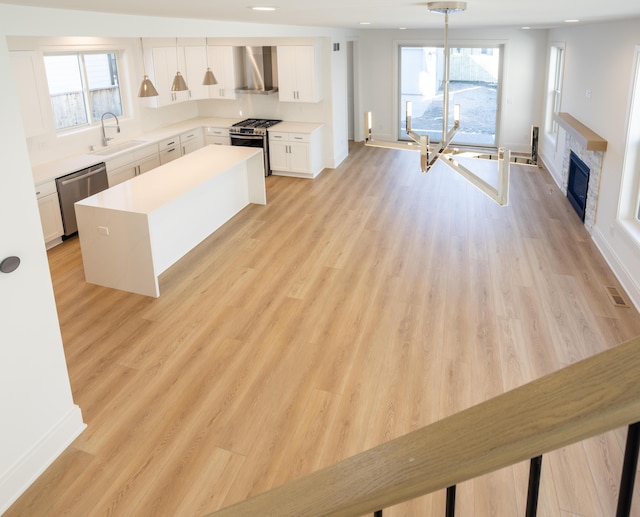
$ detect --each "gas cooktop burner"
[231,118,282,134]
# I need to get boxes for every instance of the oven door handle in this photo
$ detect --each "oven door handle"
[230,133,264,140]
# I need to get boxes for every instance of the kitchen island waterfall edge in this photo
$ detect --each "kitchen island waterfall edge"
[75,145,265,297]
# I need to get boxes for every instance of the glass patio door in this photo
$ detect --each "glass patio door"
[399,45,501,147]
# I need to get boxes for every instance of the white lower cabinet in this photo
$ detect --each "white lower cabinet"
[158,129,203,163]
[35,180,63,248]
[270,139,309,174]
[269,128,323,178]
[205,127,231,146]
[106,143,160,187]
[108,164,136,186]
[180,128,204,156]
[158,135,180,165]
[138,153,161,175]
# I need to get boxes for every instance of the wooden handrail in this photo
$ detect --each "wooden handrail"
[208,335,640,517]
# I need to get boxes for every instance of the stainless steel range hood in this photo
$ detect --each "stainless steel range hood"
[236,46,278,95]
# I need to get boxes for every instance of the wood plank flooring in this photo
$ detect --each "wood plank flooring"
[6,142,640,516]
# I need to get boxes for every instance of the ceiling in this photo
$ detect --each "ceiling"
[3,0,640,30]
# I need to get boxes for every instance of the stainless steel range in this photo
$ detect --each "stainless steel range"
[229,118,281,176]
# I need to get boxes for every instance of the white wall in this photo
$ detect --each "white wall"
[541,18,640,310]
[0,28,85,513]
[0,3,350,511]
[357,27,548,152]
[329,37,350,168]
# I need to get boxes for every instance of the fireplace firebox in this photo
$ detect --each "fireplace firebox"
[567,151,590,221]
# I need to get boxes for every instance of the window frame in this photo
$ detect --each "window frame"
[545,43,565,145]
[43,48,127,133]
[396,41,503,148]
[619,45,640,241]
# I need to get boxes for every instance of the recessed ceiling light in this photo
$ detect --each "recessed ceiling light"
[564,19,579,23]
[360,21,371,25]
[399,27,407,30]
[250,6,277,11]
[521,26,531,30]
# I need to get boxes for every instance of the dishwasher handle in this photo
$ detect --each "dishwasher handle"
[57,166,107,187]
[56,163,107,186]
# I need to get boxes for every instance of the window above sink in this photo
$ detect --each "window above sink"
[43,51,125,132]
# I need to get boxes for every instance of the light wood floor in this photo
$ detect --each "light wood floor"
[7,143,640,516]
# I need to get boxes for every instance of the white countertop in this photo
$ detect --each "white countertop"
[31,117,243,186]
[269,121,323,133]
[31,117,323,186]
[137,117,242,143]
[77,145,262,215]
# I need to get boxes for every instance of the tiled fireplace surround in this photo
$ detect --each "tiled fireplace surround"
[556,113,607,233]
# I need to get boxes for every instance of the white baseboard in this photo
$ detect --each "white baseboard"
[591,226,640,312]
[0,405,86,514]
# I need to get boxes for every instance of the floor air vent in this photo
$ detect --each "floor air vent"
[605,286,630,308]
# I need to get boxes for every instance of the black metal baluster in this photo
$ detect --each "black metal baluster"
[446,485,456,517]
[374,510,382,517]
[616,422,640,517]
[525,455,543,517]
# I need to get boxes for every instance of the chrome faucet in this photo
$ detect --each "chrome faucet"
[101,112,121,146]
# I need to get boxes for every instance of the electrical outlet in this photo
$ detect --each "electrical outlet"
[98,226,109,236]
[585,89,592,99]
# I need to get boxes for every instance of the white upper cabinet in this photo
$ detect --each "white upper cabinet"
[145,46,191,107]
[10,51,51,137]
[183,46,211,101]
[277,45,321,103]
[207,46,243,100]
[145,44,239,106]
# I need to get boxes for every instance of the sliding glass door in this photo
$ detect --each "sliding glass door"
[399,45,501,147]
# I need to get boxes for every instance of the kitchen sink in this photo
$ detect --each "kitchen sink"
[91,140,147,156]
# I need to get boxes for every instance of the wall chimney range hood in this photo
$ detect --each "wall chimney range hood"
[236,46,278,95]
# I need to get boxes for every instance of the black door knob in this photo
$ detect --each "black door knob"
[0,256,20,273]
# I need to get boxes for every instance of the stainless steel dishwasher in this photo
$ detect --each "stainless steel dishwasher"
[55,162,108,237]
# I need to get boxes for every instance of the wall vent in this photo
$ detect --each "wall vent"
[605,286,630,308]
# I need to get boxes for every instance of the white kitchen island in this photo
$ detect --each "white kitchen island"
[75,145,265,297]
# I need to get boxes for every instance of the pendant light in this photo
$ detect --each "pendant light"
[202,37,218,85]
[137,37,159,98]
[171,37,189,92]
